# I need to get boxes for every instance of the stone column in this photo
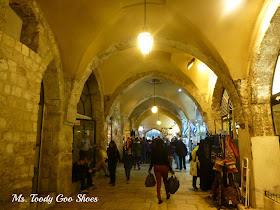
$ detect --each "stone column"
[56,122,76,195]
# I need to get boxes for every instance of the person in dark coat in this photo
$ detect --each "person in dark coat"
[166,140,175,168]
[171,137,180,169]
[149,139,175,204]
[132,138,142,170]
[146,140,152,163]
[122,148,134,184]
[175,139,188,170]
[140,138,147,164]
[107,141,121,186]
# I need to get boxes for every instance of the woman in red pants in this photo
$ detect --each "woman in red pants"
[148,138,175,204]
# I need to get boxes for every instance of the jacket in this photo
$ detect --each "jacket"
[149,145,172,171]
[132,141,142,157]
[107,147,121,164]
[122,153,134,169]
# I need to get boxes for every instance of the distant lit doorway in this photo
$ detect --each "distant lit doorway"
[145,129,162,139]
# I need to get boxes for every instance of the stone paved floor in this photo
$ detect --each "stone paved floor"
[49,163,220,210]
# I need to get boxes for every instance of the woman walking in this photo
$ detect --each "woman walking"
[148,138,174,204]
[122,148,134,184]
[107,141,121,186]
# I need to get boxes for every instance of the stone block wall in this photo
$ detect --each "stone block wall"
[0,32,44,204]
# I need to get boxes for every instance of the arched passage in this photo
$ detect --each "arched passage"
[71,37,244,125]
[105,71,212,130]
[135,107,183,132]
[145,129,163,139]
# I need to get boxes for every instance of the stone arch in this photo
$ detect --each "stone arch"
[105,71,213,131]
[127,96,189,122]
[145,128,163,134]
[211,78,224,131]
[135,107,183,132]
[86,73,105,148]
[211,78,224,113]
[65,67,104,124]
[74,36,244,125]
[38,59,64,193]
[249,6,280,136]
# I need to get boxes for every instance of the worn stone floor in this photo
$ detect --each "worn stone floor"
[48,162,224,210]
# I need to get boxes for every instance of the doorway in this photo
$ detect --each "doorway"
[32,83,44,193]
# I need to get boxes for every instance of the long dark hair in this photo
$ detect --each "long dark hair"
[109,141,117,150]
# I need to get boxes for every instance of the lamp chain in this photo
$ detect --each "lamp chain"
[154,79,155,105]
[144,0,147,30]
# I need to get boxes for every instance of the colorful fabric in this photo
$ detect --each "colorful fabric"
[225,136,236,160]
[213,158,224,172]
[227,135,239,158]
[213,158,238,173]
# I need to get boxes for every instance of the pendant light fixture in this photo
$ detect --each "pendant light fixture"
[138,0,153,54]
[157,111,161,125]
[151,79,158,113]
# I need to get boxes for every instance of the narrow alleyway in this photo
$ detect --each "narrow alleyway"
[49,164,217,210]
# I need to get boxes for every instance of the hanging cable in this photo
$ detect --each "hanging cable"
[154,79,155,105]
[144,0,146,30]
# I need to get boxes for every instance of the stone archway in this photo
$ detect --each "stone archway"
[104,71,214,132]
[86,73,106,148]
[245,5,280,209]
[38,59,64,193]
[127,96,189,123]
[72,36,244,126]
[249,6,280,136]
[211,78,225,132]
[145,128,163,139]
[135,107,183,132]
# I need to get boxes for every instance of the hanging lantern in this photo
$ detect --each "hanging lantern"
[138,32,153,54]
[157,120,161,125]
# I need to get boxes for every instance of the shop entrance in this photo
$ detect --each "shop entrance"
[73,117,96,165]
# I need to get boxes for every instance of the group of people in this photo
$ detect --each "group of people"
[123,137,152,168]
[72,135,189,204]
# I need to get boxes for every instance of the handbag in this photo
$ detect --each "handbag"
[190,160,197,176]
[167,175,180,194]
[145,173,156,187]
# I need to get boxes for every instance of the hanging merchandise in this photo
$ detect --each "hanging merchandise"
[196,136,215,191]
[210,134,241,208]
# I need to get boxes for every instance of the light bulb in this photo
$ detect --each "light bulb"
[138,32,153,54]
[157,120,161,125]
[151,106,158,113]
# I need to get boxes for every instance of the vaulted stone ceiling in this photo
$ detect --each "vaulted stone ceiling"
[36,0,267,130]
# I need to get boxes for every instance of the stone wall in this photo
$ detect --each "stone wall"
[0,1,70,208]
[0,32,45,205]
